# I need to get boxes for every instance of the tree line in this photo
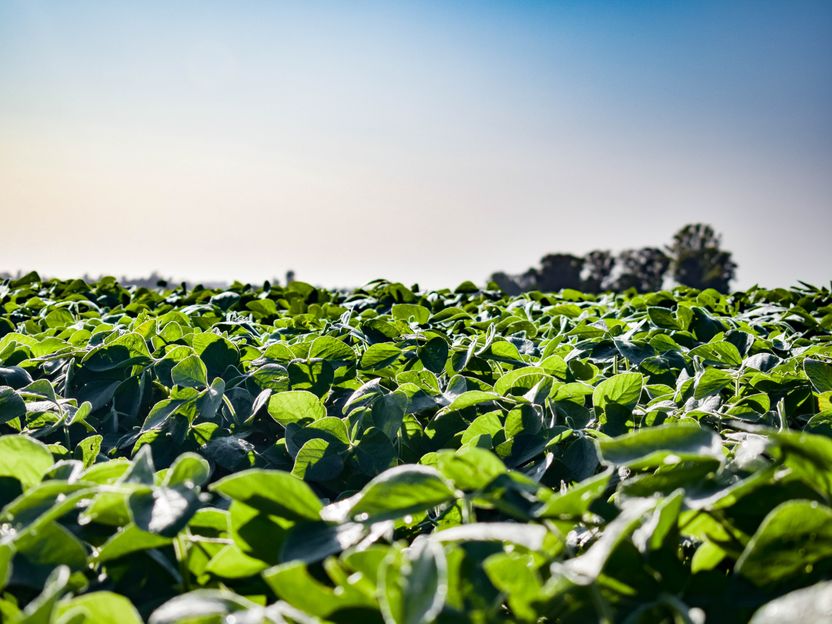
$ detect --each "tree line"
[489,223,737,295]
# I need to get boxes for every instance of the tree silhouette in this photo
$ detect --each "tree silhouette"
[489,271,523,295]
[537,254,584,291]
[613,247,670,292]
[667,224,736,292]
[486,222,738,294]
[582,250,616,293]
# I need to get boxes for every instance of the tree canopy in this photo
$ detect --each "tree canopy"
[489,223,736,294]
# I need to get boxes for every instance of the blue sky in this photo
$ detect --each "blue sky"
[1,1,830,288]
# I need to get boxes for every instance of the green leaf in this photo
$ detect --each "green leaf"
[361,343,403,370]
[535,469,612,519]
[308,336,355,362]
[483,552,544,622]
[54,592,142,624]
[354,427,397,477]
[0,386,25,425]
[593,372,643,434]
[736,500,832,586]
[164,452,211,487]
[345,465,456,522]
[597,424,723,470]
[291,438,344,482]
[0,543,13,591]
[434,522,547,550]
[562,497,656,584]
[689,342,743,367]
[391,304,431,325]
[149,590,259,624]
[17,565,70,624]
[419,337,449,374]
[632,489,684,552]
[211,469,322,521]
[0,435,53,489]
[694,367,734,399]
[593,373,644,412]
[804,358,832,393]
[372,391,408,440]
[170,354,208,388]
[647,306,681,330]
[442,390,502,413]
[96,525,172,562]
[263,560,370,617]
[380,537,447,624]
[280,521,374,564]
[128,485,201,537]
[749,580,832,623]
[267,390,326,427]
[204,544,269,579]
[431,447,506,491]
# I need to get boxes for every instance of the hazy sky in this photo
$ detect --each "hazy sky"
[1,1,831,289]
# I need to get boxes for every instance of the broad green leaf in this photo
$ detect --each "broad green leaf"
[593,373,644,412]
[0,386,25,425]
[204,544,269,579]
[593,372,643,434]
[148,590,260,624]
[361,343,403,369]
[171,354,208,388]
[535,469,612,519]
[689,342,743,367]
[431,447,506,491]
[419,337,449,374]
[749,580,832,623]
[128,485,201,537]
[434,522,547,550]
[263,560,371,617]
[372,391,408,440]
[96,525,172,562]
[267,390,326,426]
[380,537,447,624]
[694,367,734,399]
[736,500,832,586]
[647,306,681,330]
[442,390,502,413]
[597,424,723,470]
[392,303,431,325]
[483,552,544,622]
[211,469,322,521]
[804,358,832,393]
[0,435,53,489]
[561,497,656,584]
[16,565,70,624]
[164,452,211,487]
[280,521,376,564]
[291,438,344,482]
[632,489,684,552]
[346,465,456,522]
[309,335,355,362]
[54,592,142,624]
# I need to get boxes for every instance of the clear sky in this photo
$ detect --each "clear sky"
[1,0,831,289]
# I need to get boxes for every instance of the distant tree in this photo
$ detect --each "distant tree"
[667,224,736,292]
[517,267,541,291]
[536,254,584,292]
[581,250,616,293]
[613,247,670,292]
[489,271,523,295]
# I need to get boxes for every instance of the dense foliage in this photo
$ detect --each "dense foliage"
[0,273,831,623]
